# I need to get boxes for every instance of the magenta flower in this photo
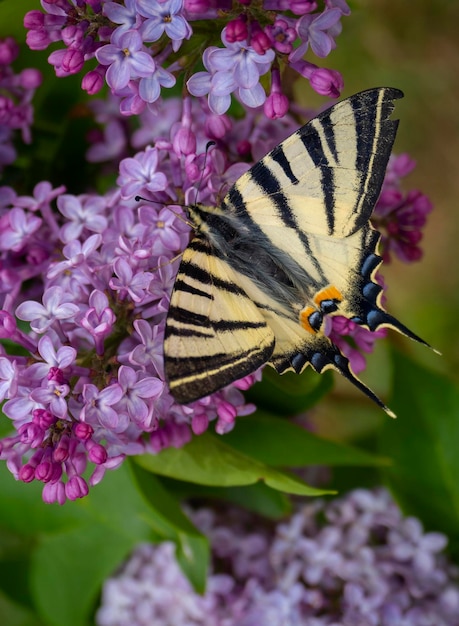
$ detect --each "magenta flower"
[96,29,155,91]
[329,316,387,374]
[374,154,433,263]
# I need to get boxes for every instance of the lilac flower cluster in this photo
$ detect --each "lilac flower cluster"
[24,0,349,117]
[0,103,265,504]
[373,154,433,263]
[0,36,42,171]
[96,488,459,626]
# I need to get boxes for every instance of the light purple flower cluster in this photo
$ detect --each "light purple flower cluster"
[0,106,264,504]
[24,0,349,117]
[96,488,459,626]
[0,36,42,171]
[373,153,433,263]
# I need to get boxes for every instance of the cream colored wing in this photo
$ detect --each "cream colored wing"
[164,235,275,404]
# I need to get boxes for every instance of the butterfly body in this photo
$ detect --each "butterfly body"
[164,88,429,414]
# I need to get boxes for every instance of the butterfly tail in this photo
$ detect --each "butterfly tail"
[307,346,396,418]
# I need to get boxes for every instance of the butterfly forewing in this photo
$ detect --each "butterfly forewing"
[164,87,429,413]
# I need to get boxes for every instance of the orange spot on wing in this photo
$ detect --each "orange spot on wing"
[313,285,343,307]
[299,306,317,334]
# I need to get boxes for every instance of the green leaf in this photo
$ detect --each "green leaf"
[245,367,333,416]
[30,465,157,626]
[0,590,44,626]
[129,463,209,593]
[379,350,459,556]
[135,432,333,496]
[0,463,85,535]
[158,477,292,519]
[224,412,390,467]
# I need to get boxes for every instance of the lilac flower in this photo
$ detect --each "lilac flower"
[139,65,176,104]
[137,0,192,51]
[116,365,164,430]
[116,146,168,199]
[36,335,77,371]
[57,194,108,243]
[109,257,153,302]
[0,207,42,252]
[30,380,70,419]
[97,489,459,626]
[15,286,79,333]
[373,155,433,263]
[0,357,18,401]
[329,316,387,374]
[96,29,156,91]
[292,8,344,61]
[81,383,126,431]
[86,119,127,163]
[47,234,102,280]
[265,18,297,54]
[129,319,164,375]
[78,290,116,355]
[187,32,275,115]
[103,0,141,33]
[23,1,352,118]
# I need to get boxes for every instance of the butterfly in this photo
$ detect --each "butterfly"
[164,87,430,416]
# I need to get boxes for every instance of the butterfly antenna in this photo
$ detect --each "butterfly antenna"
[134,195,193,228]
[149,252,184,273]
[193,141,216,206]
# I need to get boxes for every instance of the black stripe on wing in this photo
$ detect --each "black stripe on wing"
[227,171,326,286]
[349,88,402,230]
[271,146,299,184]
[166,340,274,404]
[298,125,335,235]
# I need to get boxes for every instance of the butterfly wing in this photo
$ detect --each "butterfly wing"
[164,88,429,412]
[164,235,275,404]
[214,88,427,411]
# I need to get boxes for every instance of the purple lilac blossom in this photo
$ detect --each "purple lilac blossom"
[0,97,275,504]
[96,489,459,626]
[0,37,42,171]
[373,154,433,263]
[24,1,350,117]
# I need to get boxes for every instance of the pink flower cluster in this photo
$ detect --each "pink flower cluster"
[24,0,349,117]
